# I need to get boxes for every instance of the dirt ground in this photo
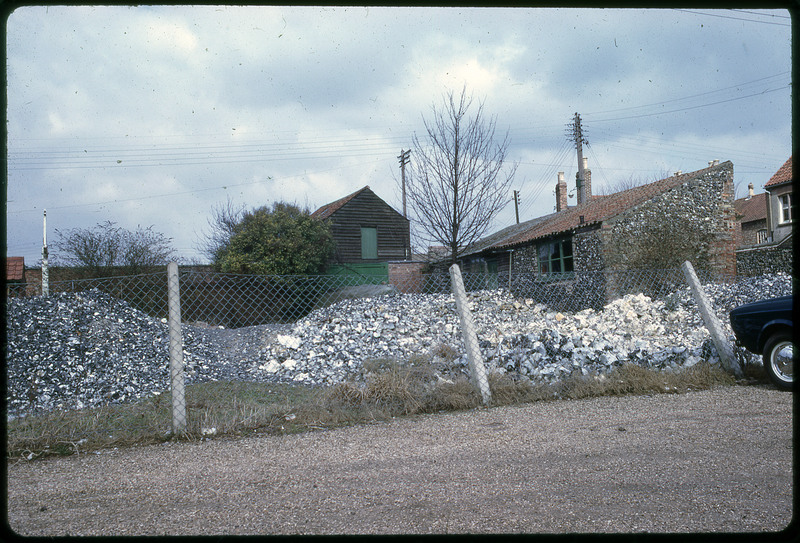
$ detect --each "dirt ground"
[5,385,794,536]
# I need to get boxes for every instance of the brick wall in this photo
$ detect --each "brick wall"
[388,261,428,293]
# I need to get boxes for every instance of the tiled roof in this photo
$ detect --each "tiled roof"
[461,214,556,257]
[733,192,767,224]
[476,161,731,252]
[6,257,25,281]
[765,156,792,188]
[311,186,371,220]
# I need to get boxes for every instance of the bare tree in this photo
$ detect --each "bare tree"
[595,169,672,195]
[195,197,247,263]
[406,86,517,264]
[121,225,178,273]
[54,221,176,276]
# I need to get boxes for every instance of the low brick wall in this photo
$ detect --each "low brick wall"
[388,261,428,293]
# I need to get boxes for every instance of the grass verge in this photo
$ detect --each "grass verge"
[7,360,742,461]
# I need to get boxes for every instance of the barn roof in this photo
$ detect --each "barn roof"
[311,186,371,220]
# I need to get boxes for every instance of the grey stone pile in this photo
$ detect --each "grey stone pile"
[5,273,792,417]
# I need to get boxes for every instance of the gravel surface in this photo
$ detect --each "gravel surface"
[6,385,793,536]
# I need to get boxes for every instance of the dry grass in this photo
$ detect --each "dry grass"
[7,357,742,461]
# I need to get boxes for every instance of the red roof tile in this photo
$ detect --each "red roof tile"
[765,156,792,188]
[311,186,371,220]
[6,257,25,281]
[494,162,730,249]
[733,192,767,224]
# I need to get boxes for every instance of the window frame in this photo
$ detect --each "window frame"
[538,238,574,276]
[778,193,793,224]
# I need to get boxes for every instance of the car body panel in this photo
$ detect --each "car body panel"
[729,295,794,354]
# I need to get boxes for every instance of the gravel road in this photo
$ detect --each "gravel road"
[6,385,793,536]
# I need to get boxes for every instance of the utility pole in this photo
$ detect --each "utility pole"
[566,112,589,205]
[398,149,411,218]
[513,190,520,224]
[42,209,49,296]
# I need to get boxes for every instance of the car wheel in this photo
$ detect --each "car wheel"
[763,332,795,391]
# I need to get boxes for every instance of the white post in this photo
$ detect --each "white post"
[449,264,492,405]
[167,262,186,434]
[681,261,741,377]
[42,210,49,296]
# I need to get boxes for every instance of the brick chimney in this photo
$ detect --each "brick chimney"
[576,157,592,205]
[556,172,568,212]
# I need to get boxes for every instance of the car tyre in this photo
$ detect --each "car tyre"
[763,332,795,391]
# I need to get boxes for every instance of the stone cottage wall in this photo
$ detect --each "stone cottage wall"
[601,162,736,279]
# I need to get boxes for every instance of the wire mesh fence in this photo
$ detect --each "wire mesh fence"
[25,265,742,328]
[6,263,793,446]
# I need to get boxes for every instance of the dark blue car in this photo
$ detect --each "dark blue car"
[729,295,794,390]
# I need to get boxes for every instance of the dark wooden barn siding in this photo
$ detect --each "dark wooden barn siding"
[328,190,410,263]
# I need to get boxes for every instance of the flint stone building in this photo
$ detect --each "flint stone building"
[454,160,738,308]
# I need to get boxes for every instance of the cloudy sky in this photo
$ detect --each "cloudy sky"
[5,6,792,265]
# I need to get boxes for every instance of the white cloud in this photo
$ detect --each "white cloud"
[5,6,791,264]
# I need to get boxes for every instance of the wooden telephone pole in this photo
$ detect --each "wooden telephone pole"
[567,112,589,205]
[398,149,411,218]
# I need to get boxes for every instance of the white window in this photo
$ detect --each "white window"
[756,229,769,244]
[778,193,793,224]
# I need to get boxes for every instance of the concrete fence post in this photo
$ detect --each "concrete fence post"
[449,264,492,405]
[681,260,742,377]
[167,262,187,434]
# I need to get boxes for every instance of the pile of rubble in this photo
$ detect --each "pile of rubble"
[5,273,791,416]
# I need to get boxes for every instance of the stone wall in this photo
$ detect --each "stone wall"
[736,236,794,277]
[511,244,537,274]
[601,162,736,278]
[573,228,604,272]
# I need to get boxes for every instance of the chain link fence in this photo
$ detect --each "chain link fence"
[27,265,739,327]
[6,263,792,441]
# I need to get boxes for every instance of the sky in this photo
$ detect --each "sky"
[5,6,792,265]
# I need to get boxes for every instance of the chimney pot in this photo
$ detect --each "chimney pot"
[748,183,754,199]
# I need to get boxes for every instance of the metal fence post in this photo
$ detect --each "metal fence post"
[449,264,492,405]
[167,262,187,434]
[681,260,741,377]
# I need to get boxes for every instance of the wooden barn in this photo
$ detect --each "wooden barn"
[311,186,410,277]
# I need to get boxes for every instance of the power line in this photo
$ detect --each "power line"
[585,85,789,124]
[584,72,789,117]
[6,157,390,214]
[673,8,791,26]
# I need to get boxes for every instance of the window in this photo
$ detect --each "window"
[361,227,377,259]
[756,229,769,244]
[778,193,793,224]
[538,238,573,275]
